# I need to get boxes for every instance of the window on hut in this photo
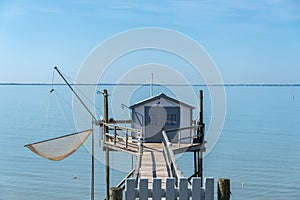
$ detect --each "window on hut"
[166,114,177,125]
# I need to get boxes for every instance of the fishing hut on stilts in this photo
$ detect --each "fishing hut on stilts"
[25,67,231,200]
[102,90,213,199]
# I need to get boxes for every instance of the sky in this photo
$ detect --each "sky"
[0,0,299,84]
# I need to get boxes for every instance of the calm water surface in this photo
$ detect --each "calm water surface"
[0,85,299,199]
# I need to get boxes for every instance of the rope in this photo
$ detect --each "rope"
[48,68,76,134]
[54,90,75,132]
[58,70,104,118]
[42,89,53,139]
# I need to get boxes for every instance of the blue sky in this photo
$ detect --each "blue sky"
[0,0,299,84]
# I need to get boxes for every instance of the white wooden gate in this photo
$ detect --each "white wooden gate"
[125,177,214,200]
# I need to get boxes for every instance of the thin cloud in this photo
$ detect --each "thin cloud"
[170,0,300,23]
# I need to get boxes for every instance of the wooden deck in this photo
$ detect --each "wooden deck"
[102,134,205,156]
[102,125,205,189]
[139,143,169,188]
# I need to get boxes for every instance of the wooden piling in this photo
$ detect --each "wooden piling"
[91,119,95,200]
[199,90,204,186]
[104,89,109,137]
[218,178,231,200]
[109,187,123,200]
[104,89,110,200]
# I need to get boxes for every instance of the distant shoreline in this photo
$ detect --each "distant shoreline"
[1,83,300,87]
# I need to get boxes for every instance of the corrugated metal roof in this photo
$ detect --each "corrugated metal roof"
[129,93,194,109]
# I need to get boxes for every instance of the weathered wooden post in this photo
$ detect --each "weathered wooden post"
[193,90,204,186]
[109,187,123,200]
[218,178,231,200]
[104,89,110,200]
[91,119,95,200]
[199,90,204,186]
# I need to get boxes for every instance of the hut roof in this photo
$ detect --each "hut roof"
[129,93,194,109]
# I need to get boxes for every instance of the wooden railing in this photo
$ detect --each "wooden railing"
[162,130,184,182]
[132,137,143,186]
[103,123,142,149]
[103,123,144,186]
[125,177,214,200]
[162,125,203,182]
[164,124,204,148]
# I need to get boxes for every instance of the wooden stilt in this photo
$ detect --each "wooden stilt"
[199,151,203,186]
[91,119,94,200]
[194,151,197,175]
[109,187,123,200]
[103,89,110,200]
[218,178,231,200]
[197,151,201,177]
[199,90,204,186]
[106,149,110,200]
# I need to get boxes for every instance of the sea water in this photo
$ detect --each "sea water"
[0,85,299,199]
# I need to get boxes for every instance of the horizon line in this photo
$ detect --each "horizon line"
[1,83,300,87]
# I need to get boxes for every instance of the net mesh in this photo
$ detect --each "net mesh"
[25,129,92,161]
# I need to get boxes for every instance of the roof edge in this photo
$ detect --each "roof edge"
[130,93,195,109]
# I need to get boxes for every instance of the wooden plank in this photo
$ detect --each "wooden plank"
[172,143,206,154]
[152,178,162,200]
[166,178,176,200]
[139,143,169,189]
[125,179,135,199]
[179,178,188,200]
[192,177,202,200]
[103,140,139,155]
[205,177,214,200]
[139,179,148,200]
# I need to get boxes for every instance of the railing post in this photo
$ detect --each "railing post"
[138,137,143,155]
[114,126,117,145]
[125,129,128,149]
[178,130,181,148]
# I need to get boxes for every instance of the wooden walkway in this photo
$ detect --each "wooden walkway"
[139,143,169,188]
[102,124,205,189]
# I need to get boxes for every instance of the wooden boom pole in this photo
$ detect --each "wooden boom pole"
[54,67,97,121]
[103,89,110,200]
[53,66,96,200]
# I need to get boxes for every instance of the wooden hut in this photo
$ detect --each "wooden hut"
[130,93,194,143]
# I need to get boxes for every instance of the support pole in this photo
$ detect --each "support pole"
[199,90,204,144]
[106,149,110,200]
[103,89,110,200]
[194,151,197,176]
[91,119,94,200]
[199,90,204,186]
[104,89,109,139]
[109,187,123,200]
[218,178,231,200]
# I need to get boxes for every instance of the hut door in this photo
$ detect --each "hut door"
[145,106,180,142]
[164,107,180,142]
